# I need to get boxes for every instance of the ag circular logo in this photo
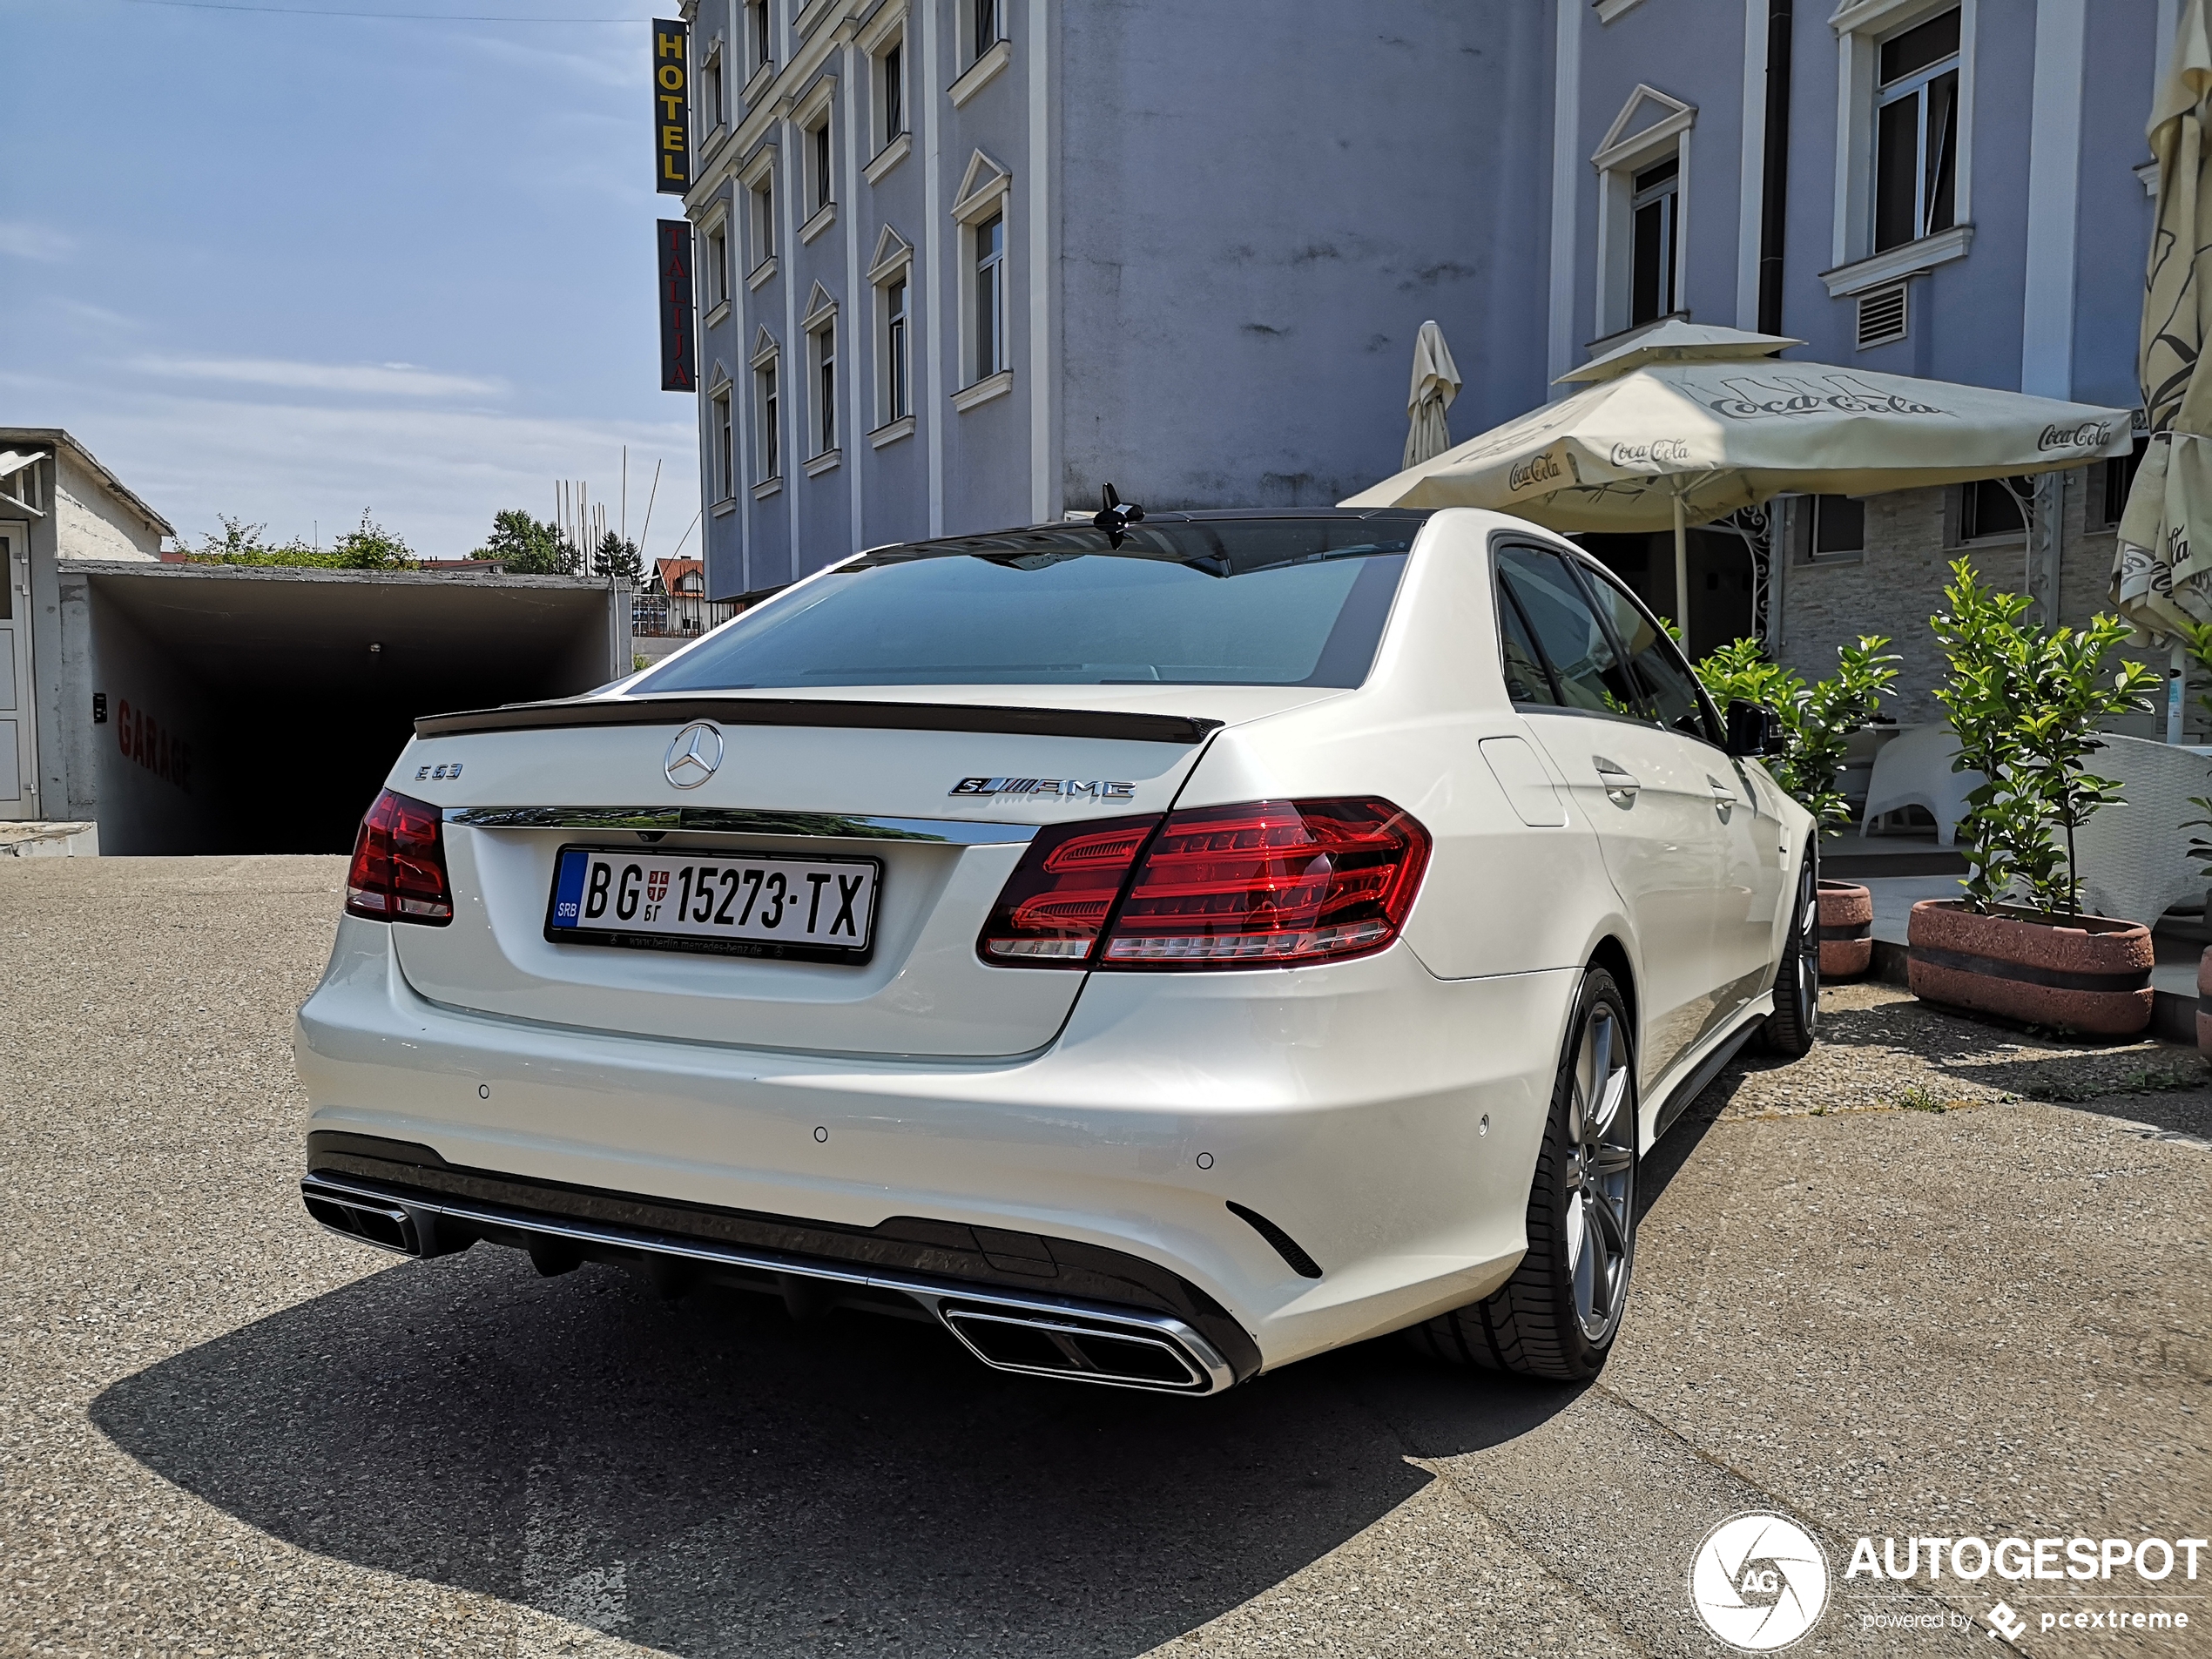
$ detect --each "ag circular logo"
[662,721,724,789]
[1689,1513,1830,1651]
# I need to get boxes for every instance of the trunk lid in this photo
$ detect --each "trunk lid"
[384,687,1338,1058]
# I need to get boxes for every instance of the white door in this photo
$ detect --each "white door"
[1496,544,1729,1087]
[0,527,35,819]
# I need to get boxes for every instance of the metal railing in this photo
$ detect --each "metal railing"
[632,595,739,637]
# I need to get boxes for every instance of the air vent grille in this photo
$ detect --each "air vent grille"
[1856,281,1908,350]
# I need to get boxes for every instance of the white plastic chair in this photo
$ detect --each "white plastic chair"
[2070,733,2212,923]
[1860,725,1985,846]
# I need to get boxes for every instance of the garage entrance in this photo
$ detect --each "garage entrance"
[54,563,626,854]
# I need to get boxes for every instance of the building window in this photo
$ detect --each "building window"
[884,275,909,421]
[704,219,728,310]
[880,36,905,149]
[2100,438,2148,527]
[973,212,1005,381]
[746,0,771,76]
[805,114,833,218]
[700,43,725,134]
[750,173,775,270]
[1811,495,1865,558]
[811,318,837,456]
[711,385,734,500]
[1629,156,1678,327]
[756,354,780,482]
[1957,475,2028,543]
[970,0,1001,64]
[1873,7,1959,253]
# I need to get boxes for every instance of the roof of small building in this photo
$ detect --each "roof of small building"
[0,428,175,537]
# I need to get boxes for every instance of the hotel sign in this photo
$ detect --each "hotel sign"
[657,219,696,392]
[652,19,689,194]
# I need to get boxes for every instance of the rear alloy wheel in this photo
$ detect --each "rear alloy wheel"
[1759,842,1819,1058]
[1412,968,1637,1381]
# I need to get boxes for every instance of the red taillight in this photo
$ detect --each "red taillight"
[978,814,1163,965]
[977,798,1429,971]
[345,789,454,925]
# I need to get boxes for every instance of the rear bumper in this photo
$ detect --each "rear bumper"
[293,915,1577,1375]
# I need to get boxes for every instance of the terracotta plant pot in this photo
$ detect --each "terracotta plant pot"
[1907,900,2153,1036]
[2197,947,2212,1062]
[1816,880,1873,980]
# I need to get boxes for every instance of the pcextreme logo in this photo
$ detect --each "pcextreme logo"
[1689,1514,1831,1651]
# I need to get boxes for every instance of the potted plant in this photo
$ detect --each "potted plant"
[1696,634,1899,979]
[1910,559,2162,1034]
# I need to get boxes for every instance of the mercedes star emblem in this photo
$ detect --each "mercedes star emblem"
[663,721,725,789]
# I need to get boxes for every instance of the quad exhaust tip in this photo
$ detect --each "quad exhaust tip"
[300,1176,1237,1395]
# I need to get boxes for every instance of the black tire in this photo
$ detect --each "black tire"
[1759,840,1819,1059]
[1410,968,1637,1382]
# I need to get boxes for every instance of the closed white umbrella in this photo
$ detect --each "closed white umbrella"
[1402,320,1462,469]
[2113,0,2212,645]
[1345,319,2134,627]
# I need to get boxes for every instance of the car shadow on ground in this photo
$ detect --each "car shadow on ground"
[91,1245,1586,1658]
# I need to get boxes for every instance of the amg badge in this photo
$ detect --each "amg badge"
[951,777,1136,800]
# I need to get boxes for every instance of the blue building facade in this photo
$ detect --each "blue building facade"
[678,0,2170,717]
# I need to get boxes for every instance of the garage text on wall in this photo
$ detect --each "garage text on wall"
[117,698,192,793]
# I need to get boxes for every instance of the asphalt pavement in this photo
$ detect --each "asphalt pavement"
[2,855,2207,1658]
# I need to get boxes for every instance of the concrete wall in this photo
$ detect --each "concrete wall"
[79,579,230,854]
[54,449,161,562]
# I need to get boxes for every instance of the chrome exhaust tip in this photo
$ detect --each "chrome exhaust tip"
[938,1305,1220,1393]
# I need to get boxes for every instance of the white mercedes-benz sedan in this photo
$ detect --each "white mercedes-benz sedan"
[295,506,1817,1394]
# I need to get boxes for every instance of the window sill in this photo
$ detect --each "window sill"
[869,413,915,448]
[799,201,837,244]
[865,130,912,185]
[705,298,732,327]
[951,369,1014,412]
[711,496,739,516]
[743,60,775,106]
[1800,550,1865,567]
[1820,223,1973,298]
[792,0,833,40]
[752,475,784,501]
[948,37,1011,108]
[804,448,842,476]
[747,256,779,292]
[1595,0,1646,18]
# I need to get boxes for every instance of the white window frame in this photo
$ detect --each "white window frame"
[1590,84,1696,343]
[860,2,912,180]
[950,149,1013,404]
[702,208,731,317]
[751,327,783,493]
[740,145,778,286]
[1627,156,1681,327]
[744,0,773,82]
[949,0,1011,106]
[1870,9,1961,253]
[795,77,837,242]
[709,378,736,503]
[698,35,725,139]
[1826,0,1976,290]
[868,225,915,438]
[802,284,840,470]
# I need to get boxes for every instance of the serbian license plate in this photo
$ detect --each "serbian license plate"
[545,846,880,961]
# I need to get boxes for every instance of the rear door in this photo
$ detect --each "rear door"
[1568,559,1773,1035]
[1494,545,1724,1085]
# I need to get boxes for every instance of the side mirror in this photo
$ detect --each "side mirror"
[1724,699,1778,758]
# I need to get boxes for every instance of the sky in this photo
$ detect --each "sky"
[2,0,699,560]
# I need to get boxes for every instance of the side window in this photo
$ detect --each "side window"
[1497,588,1560,706]
[1573,561,1719,744]
[1495,547,1643,718]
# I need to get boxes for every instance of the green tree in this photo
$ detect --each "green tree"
[1693,635,1900,835]
[592,530,642,583]
[1931,558,2160,916]
[329,509,414,570]
[475,509,578,576]
[185,515,334,566]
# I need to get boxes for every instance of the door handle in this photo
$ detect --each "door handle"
[1592,757,1639,804]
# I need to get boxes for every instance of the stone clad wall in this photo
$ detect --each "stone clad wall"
[1775,474,2188,738]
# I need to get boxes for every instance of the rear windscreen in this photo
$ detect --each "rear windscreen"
[634,517,1419,691]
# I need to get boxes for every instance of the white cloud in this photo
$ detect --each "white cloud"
[0,220,76,261]
[131,354,508,399]
[0,370,697,558]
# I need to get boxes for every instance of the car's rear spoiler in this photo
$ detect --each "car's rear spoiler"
[414,696,1225,746]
